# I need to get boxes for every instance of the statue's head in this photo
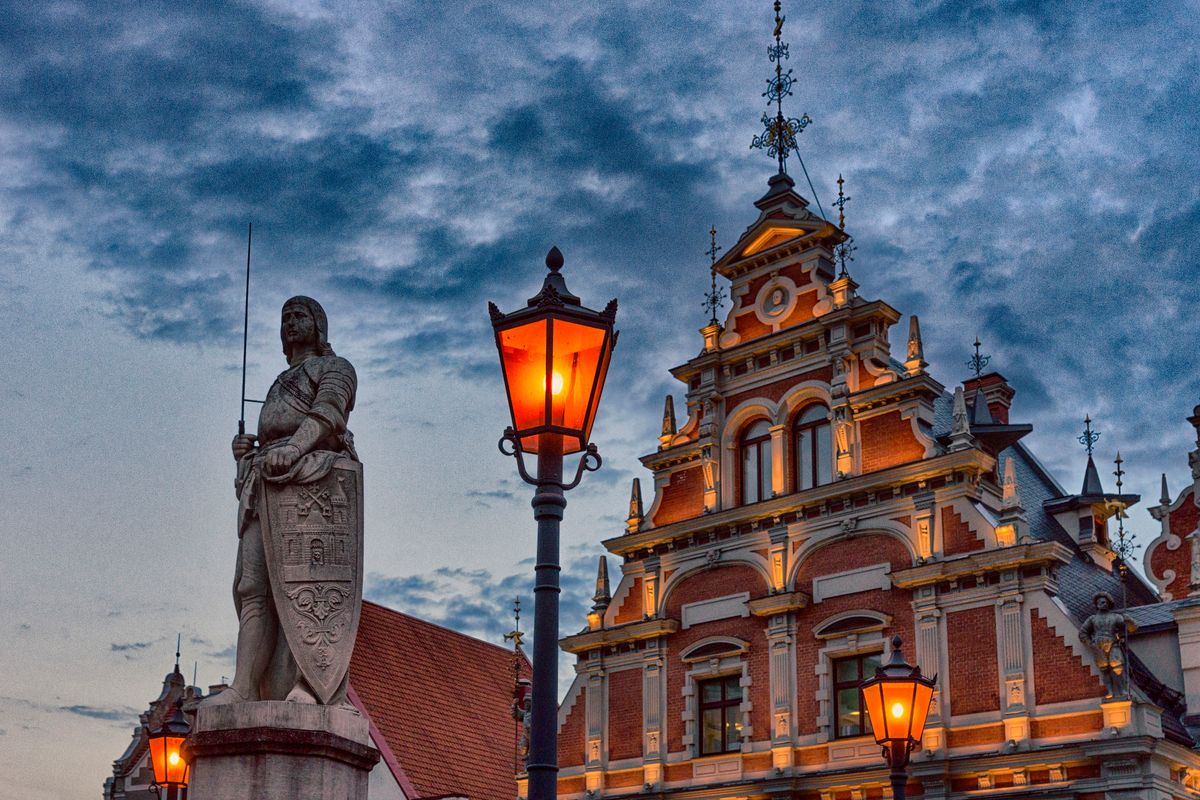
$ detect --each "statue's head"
[280,296,335,359]
[1094,591,1115,611]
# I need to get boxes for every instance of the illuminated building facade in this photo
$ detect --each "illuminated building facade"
[549,162,1200,798]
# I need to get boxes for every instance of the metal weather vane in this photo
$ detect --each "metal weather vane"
[832,174,856,277]
[1078,414,1101,456]
[967,336,991,380]
[749,0,812,174]
[703,225,725,325]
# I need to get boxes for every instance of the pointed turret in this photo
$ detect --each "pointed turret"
[659,395,677,449]
[626,478,644,534]
[948,387,975,452]
[587,557,611,631]
[996,456,1028,546]
[904,315,927,377]
[1161,473,1172,506]
[1081,456,1104,497]
[970,386,995,426]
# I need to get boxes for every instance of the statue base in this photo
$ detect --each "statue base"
[185,701,379,800]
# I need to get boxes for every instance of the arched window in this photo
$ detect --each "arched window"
[740,419,773,504]
[793,403,832,491]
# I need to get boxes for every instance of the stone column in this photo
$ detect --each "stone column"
[913,587,944,754]
[997,592,1030,747]
[769,424,787,498]
[766,613,795,772]
[584,666,605,795]
[186,702,378,800]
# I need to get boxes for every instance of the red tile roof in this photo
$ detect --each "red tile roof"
[349,600,530,800]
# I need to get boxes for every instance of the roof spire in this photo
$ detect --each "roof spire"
[967,336,991,381]
[749,0,811,175]
[904,315,927,377]
[703,225,725,326]
[174,633,181,676]
[503,596,524,651]
[587,558,611,631]
[1078,415,1104,495]
[627,477,644,534]
[948,386,975,451]
[832,174,857,277]
[1002,456,1022,511]
[659,395,677,448]
[1161,473,1171,506]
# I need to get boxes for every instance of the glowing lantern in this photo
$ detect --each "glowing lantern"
[860,636,936,800]
[147,699,191,796]
[489,247,617,455]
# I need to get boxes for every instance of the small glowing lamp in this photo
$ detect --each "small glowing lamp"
[490,247,618,455]
[147,699,191,794]
[860,636,936,773]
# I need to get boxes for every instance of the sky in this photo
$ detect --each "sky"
[1,1,1198,797]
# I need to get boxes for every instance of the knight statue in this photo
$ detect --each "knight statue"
[1079,591,1137,698]
[205,296,363,709]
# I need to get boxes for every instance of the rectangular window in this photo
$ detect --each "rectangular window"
[832,652,882,738]
[697,675,743,755]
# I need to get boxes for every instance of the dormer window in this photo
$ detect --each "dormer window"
[794,403,832,490]
[740,419,773,504]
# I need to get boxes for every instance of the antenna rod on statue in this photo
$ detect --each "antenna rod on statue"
[238,223,253,436]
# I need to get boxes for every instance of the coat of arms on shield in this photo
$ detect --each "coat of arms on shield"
[259,457,364,704]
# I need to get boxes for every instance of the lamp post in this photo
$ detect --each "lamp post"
[860,636,937,800]
[147,698,191,799]
[490,246,618,800]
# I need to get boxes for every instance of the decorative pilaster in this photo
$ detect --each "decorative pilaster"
[643,556,661,619]
[832,403,854,479]
[914,599,944,753]
[914,489,935,561]
[766,613,796,772]
[700,445,718,513]
[997,596,1030,747]
[642,644,666,789]
[769,423,787,497]
[584,666,605,794]
[768,522,789,592]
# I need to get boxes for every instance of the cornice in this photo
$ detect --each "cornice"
[748,590,811,617]
[605,448,995,557]
[559,618,680,655]
[890,541,1073,589]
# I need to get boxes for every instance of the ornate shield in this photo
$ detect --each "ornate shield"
[260,457,364,704]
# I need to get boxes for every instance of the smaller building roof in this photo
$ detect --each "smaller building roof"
[349,600,530,800]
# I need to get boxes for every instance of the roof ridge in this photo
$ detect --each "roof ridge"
[361,598,527,660]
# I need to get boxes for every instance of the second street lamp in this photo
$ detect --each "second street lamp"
[147,698,191,799]
[860,636,937,800]
[490,246,617,800]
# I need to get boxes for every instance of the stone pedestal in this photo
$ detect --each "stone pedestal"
[185,702,379,800]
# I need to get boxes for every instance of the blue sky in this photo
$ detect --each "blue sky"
[1,1,1198,797]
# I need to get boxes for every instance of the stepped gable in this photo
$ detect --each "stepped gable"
[349,600,530,800]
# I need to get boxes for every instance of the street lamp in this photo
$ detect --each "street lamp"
[490,246,617,800]
[860,636,937,800]
[147,699,191,799]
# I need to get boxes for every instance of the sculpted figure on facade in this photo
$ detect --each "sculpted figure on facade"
[205,296,363,709]
[1079,591,1137,698]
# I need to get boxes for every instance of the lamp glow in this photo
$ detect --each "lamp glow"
[550,371,564,395]
[859,636,937,800]
[891,702,904,719]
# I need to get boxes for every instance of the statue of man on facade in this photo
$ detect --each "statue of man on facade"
[205,296,364,709]
[1079,591,1137,698]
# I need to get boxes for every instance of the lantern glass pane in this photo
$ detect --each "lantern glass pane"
[548,319,607,445]
[861,682,886,745]
[880,680,916,741]
[499,319,549,440]
[149,736,167,784]
[165,735,187,785]
[579,330,613,454]
[909,681,934,741]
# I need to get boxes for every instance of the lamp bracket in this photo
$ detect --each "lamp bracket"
[499,427,602,491]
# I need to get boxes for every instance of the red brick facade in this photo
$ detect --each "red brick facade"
[858,410,925,473]
[558,689,586,768]
[946,605,999,715]
[607,668,643,761]
[652,467,705,526]
[1030,609,1106,704]
[664,564,770,751]
[612,577,644,624]
[942,506,985,556]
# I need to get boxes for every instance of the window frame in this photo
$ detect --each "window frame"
[793,403,833,492]
[696,674,744,756]
[831,651,882,739]
[739,419,773,505]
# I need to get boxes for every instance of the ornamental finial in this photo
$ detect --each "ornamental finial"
[832,175,856,277]
[967,336,991,380]
[503,596,524,650]
[749,0,811,174]
[703,225,725,325]
[1078,414,1100,456]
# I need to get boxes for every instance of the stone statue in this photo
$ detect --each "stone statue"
[205,296,363,709]
[512,678,532,768]
[1079,591,1137,698]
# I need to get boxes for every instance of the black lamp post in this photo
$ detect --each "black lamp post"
[860,636,937,800]
[490,247,617,800]
[147,698,191,799]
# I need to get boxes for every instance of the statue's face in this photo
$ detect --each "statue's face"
[281,303,317,349]
[1096,596,1111,611]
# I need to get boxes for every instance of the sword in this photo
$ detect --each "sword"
[237,223,264,436]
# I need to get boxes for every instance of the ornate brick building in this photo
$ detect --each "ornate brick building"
[548,161,1200,798]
